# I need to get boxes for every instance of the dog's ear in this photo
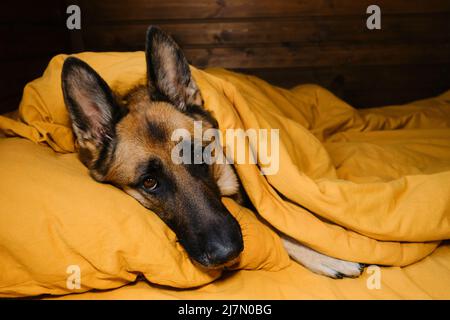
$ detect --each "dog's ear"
[145,26,203,111]
[61,57,124,171]
[61,57,121,147]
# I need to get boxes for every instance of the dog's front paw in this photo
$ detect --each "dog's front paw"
[282,236,365,279]
[304,256,365,279]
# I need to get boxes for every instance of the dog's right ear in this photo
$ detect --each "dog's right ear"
[61,57,120,149]
[61,57,124,172]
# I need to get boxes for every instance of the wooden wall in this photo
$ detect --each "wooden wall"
[0,1,72,113]
[1,0,450,114]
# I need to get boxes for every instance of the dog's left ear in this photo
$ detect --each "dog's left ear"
[145,26,203,111]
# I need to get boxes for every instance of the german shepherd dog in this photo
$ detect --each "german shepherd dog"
[61,26,364,278]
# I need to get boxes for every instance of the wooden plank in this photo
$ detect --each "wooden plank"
[343,88,449,108]
[179,44,450,69]
[0,26,69,59]
[81,0,450,22]
[0,58,50,100]
[0,0,65,24]
[0,1,71,112]
[0,95,22,114]
[233,64,450,107]
[234,65,450,91]
[81,14,450,50]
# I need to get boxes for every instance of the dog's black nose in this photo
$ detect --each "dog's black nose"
[204,241,242,266]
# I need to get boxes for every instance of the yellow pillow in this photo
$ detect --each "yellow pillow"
[0,137,289,297]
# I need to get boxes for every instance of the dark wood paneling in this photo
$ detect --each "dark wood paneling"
[0,57,53,111]
[82,15,450,50]
[182,44,450,69]
[236,65,450,90]
[76,1,450,107]
[82,0,450,21]
[0,0,65,24]
[0,26,69,59]
[0,1,70,113]
[344,89,448,108]
[236,64,450,107]
[1,0,450,112]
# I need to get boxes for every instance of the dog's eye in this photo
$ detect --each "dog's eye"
[142,177,158,191]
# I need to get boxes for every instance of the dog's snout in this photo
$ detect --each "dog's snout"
[169,191,244,269]
[204,240,242,267]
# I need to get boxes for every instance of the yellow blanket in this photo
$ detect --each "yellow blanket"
[1,52,450,296]
[51,243,450,300]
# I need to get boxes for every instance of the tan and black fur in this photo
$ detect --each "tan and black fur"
[62,26,364,278]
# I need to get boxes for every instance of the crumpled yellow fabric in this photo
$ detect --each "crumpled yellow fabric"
[49,243,450,300]
[199,67,450,266]
[1,52,449,297]
[0,137,289,297]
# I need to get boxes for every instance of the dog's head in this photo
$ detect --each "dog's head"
[61,26,243,268]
